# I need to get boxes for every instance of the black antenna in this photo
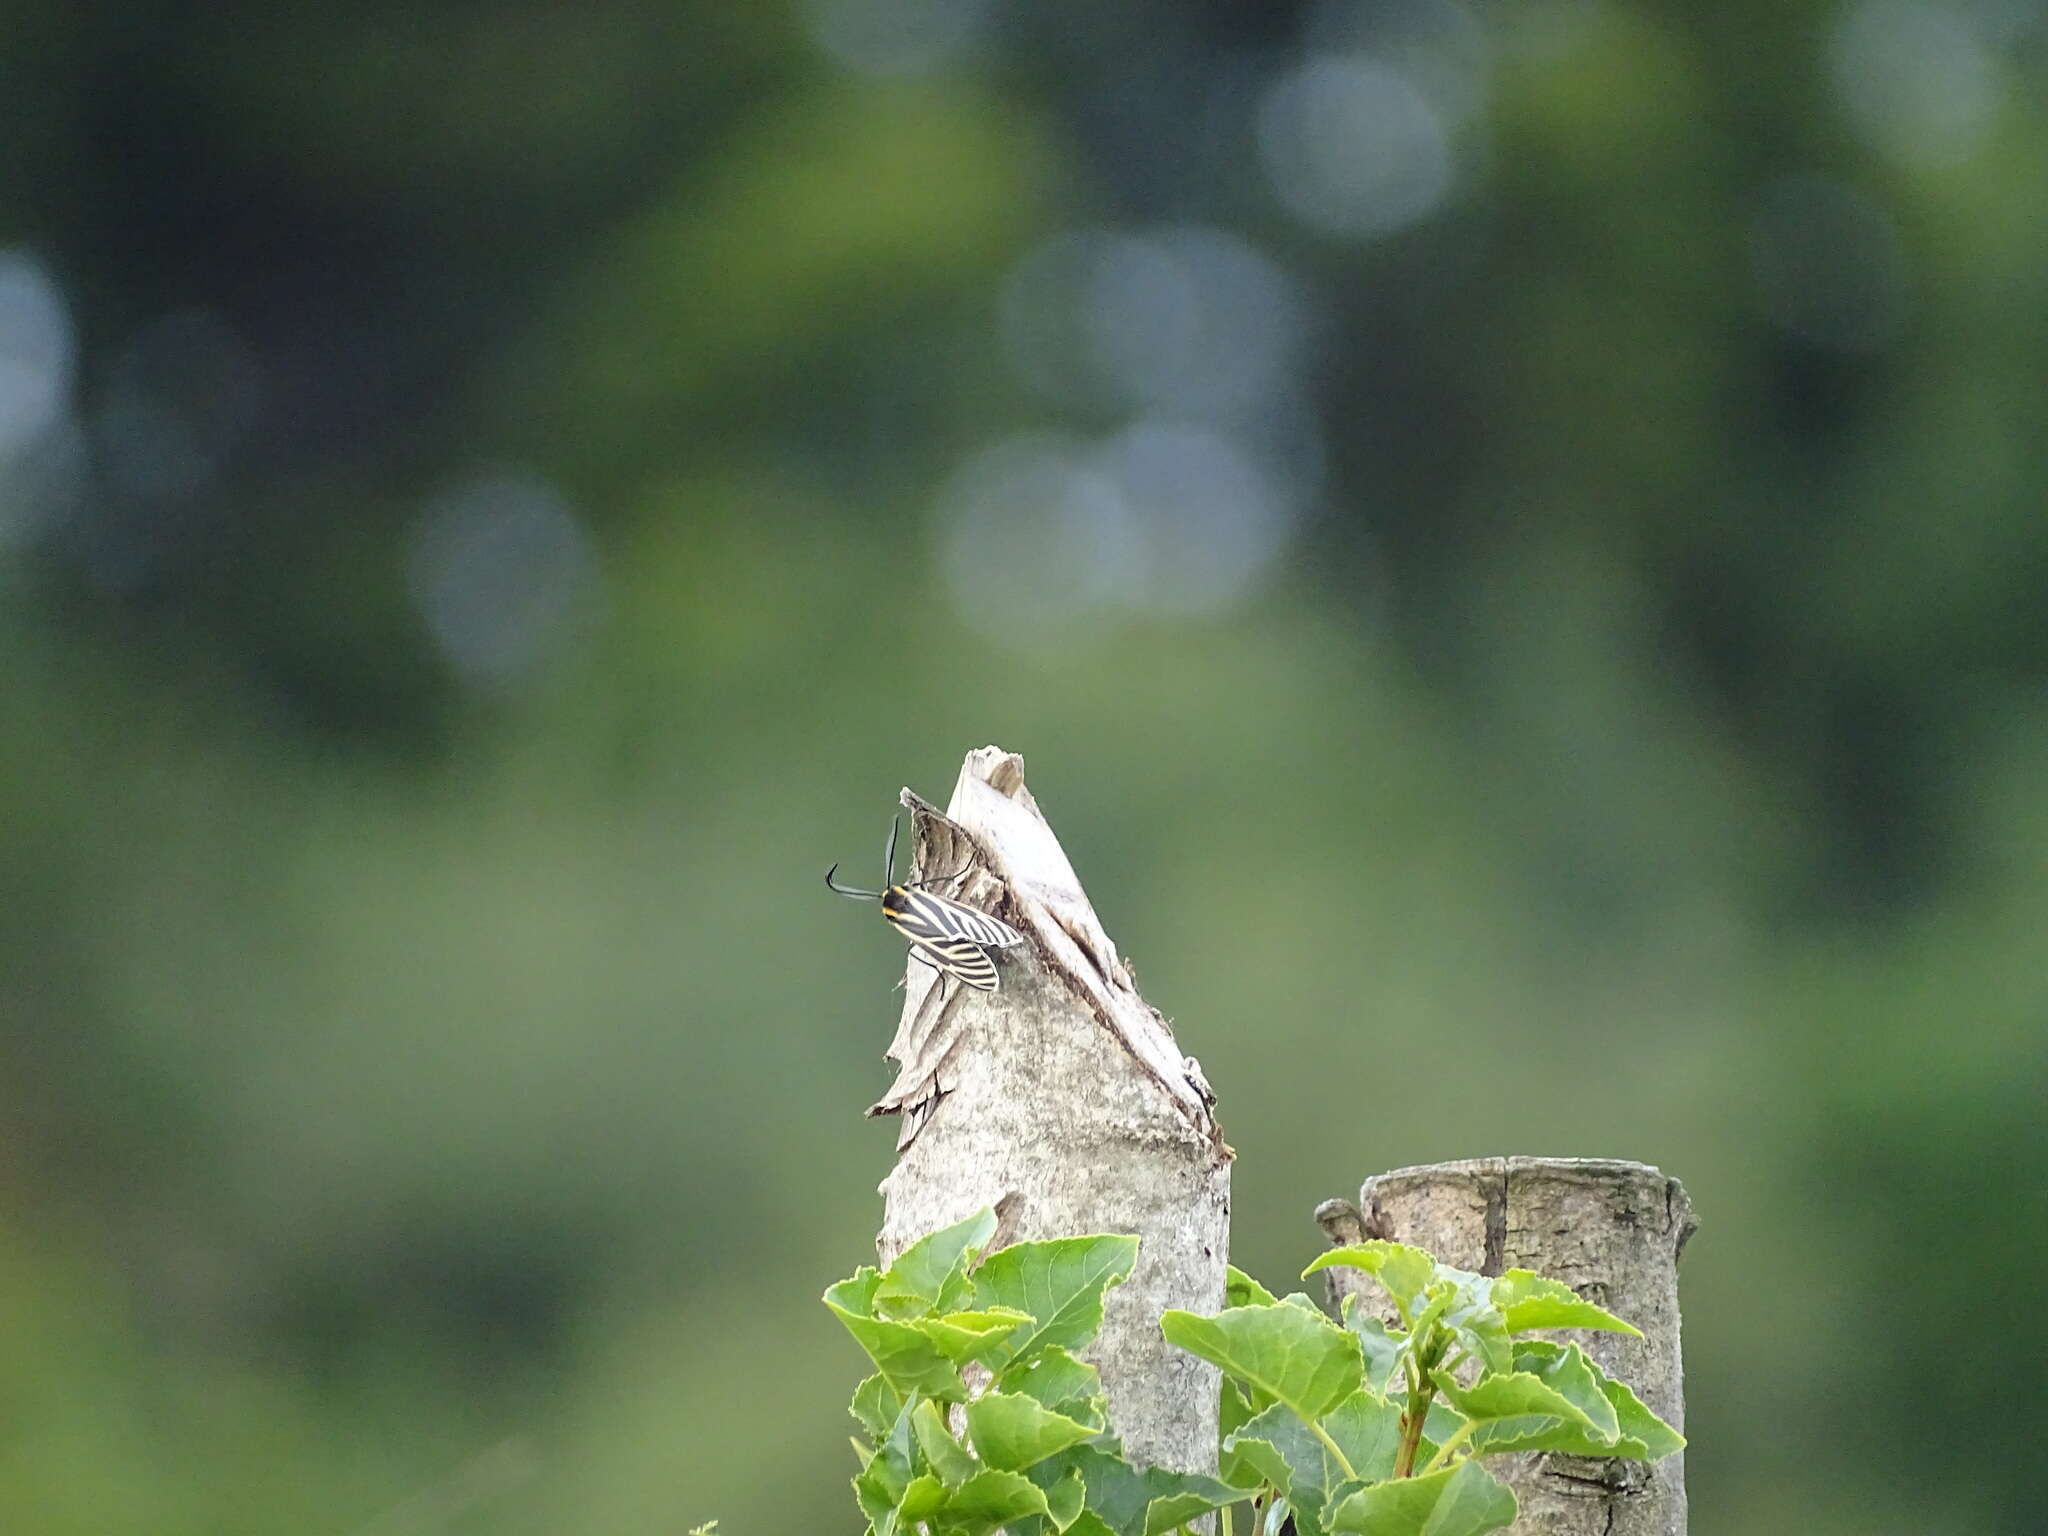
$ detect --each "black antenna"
[823,863,881,899]
[824,816,900,900]
[825,815,975,897]
[893,816,972,886]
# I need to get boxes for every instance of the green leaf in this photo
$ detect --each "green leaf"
[1339,1301,1405,1394]
[855,1387,918,1535]
[1435,1269,1511,1377]
[973,1235,1141,1366]
[874,1207,1000,1319]
[1502,1342,1618,1441]
[853,1463,899,1536]
[1325,1460,1517,1536]
[1026,1446,1249,1536]
[1214,1427,1310,1533]
[966,1391,1099,1472]
[1218,1431,1290,1507]
[998,1344,1103,1412]
[850,1372,905,1439]
[900,1474,947,1523]
[1434,1345,1619,1456]
[1492,1271,1641,1337]
[1303,1244,1437,1318]
[1052,1394,1108,1435]
[1429,1370,1574,1450]
[912,1399,979,1484]
[1219,1374,1255,1443]
[915,1307,1035,1365]
[1227,1409,1316,1501]
[1223,1392,1401,1535]
[826,1262,979,1397]
[1501,1342,1684,1460]
[1597,1372,1686,1461]
[1160,1304,1362,1422]
[1418,1396,1466,1455]
[825,1266,884,1320]
[825,1296,969,1400]
[1220,1384,1269,1490]
[1044,1467,1087,1531]
[1309,1483,1366,1536]
[945,1468,1054,1536]
[1227,1266,1280,1307]
[1325,1391,1404,1484]
[1405,1285,1455,1361]
[1065,1513,1118,1536]
[1144,1486,1242,1536]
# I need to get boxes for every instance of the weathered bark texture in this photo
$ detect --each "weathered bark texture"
[871,746,1232,1475]
[1316,1158,1695,1536]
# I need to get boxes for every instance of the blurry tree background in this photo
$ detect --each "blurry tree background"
[2,2,2045,1532]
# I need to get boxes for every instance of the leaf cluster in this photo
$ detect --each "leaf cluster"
[1167,1244,1683,1536]
[829,1217,1682,1536]
[828,1209,1245,1536]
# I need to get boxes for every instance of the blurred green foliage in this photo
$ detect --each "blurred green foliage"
[2,2,2045,1532]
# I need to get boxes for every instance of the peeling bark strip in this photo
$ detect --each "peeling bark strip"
[872,746,1232,1475]
[1317,1158,1696,1536]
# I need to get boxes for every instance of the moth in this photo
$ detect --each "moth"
[826,817,1024,993]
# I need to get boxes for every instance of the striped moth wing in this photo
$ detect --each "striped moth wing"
[905,934,1002,993]
[881,884,1025,950]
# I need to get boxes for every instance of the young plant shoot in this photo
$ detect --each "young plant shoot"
[827,1211,1682,1536]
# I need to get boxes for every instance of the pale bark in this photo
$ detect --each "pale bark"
[1316,1158,1695,1536]
[871,746,1232,1476]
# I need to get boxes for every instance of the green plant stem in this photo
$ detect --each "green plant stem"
[1391,1348,1427,1478]
[1220,1498,1235,1536]
[1391,1403,1428,1479]
[1419,1420,1476,1475]
[1390,1318,1459,1478]
[1391,1368,1436,1480]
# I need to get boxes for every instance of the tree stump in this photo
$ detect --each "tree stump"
[869,746,1232,1475]
[1317,1157,1695,1536]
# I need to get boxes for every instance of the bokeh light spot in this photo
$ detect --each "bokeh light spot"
[935,421,1305,644]
[1827,0,1998,168]
[407,468,601,690]
[805,0,992,77]
[999,225,1309,419]
[999,231,1153,416]
[935,434,1137,647]
[1256,54,1454,239]
[0,250,74,465]
[1082,234,1204,411]
[1097,420,1299,616]
[1307,0,1492,128]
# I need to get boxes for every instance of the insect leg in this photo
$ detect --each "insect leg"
[906,862,972,890]
[906,941,954,1009]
